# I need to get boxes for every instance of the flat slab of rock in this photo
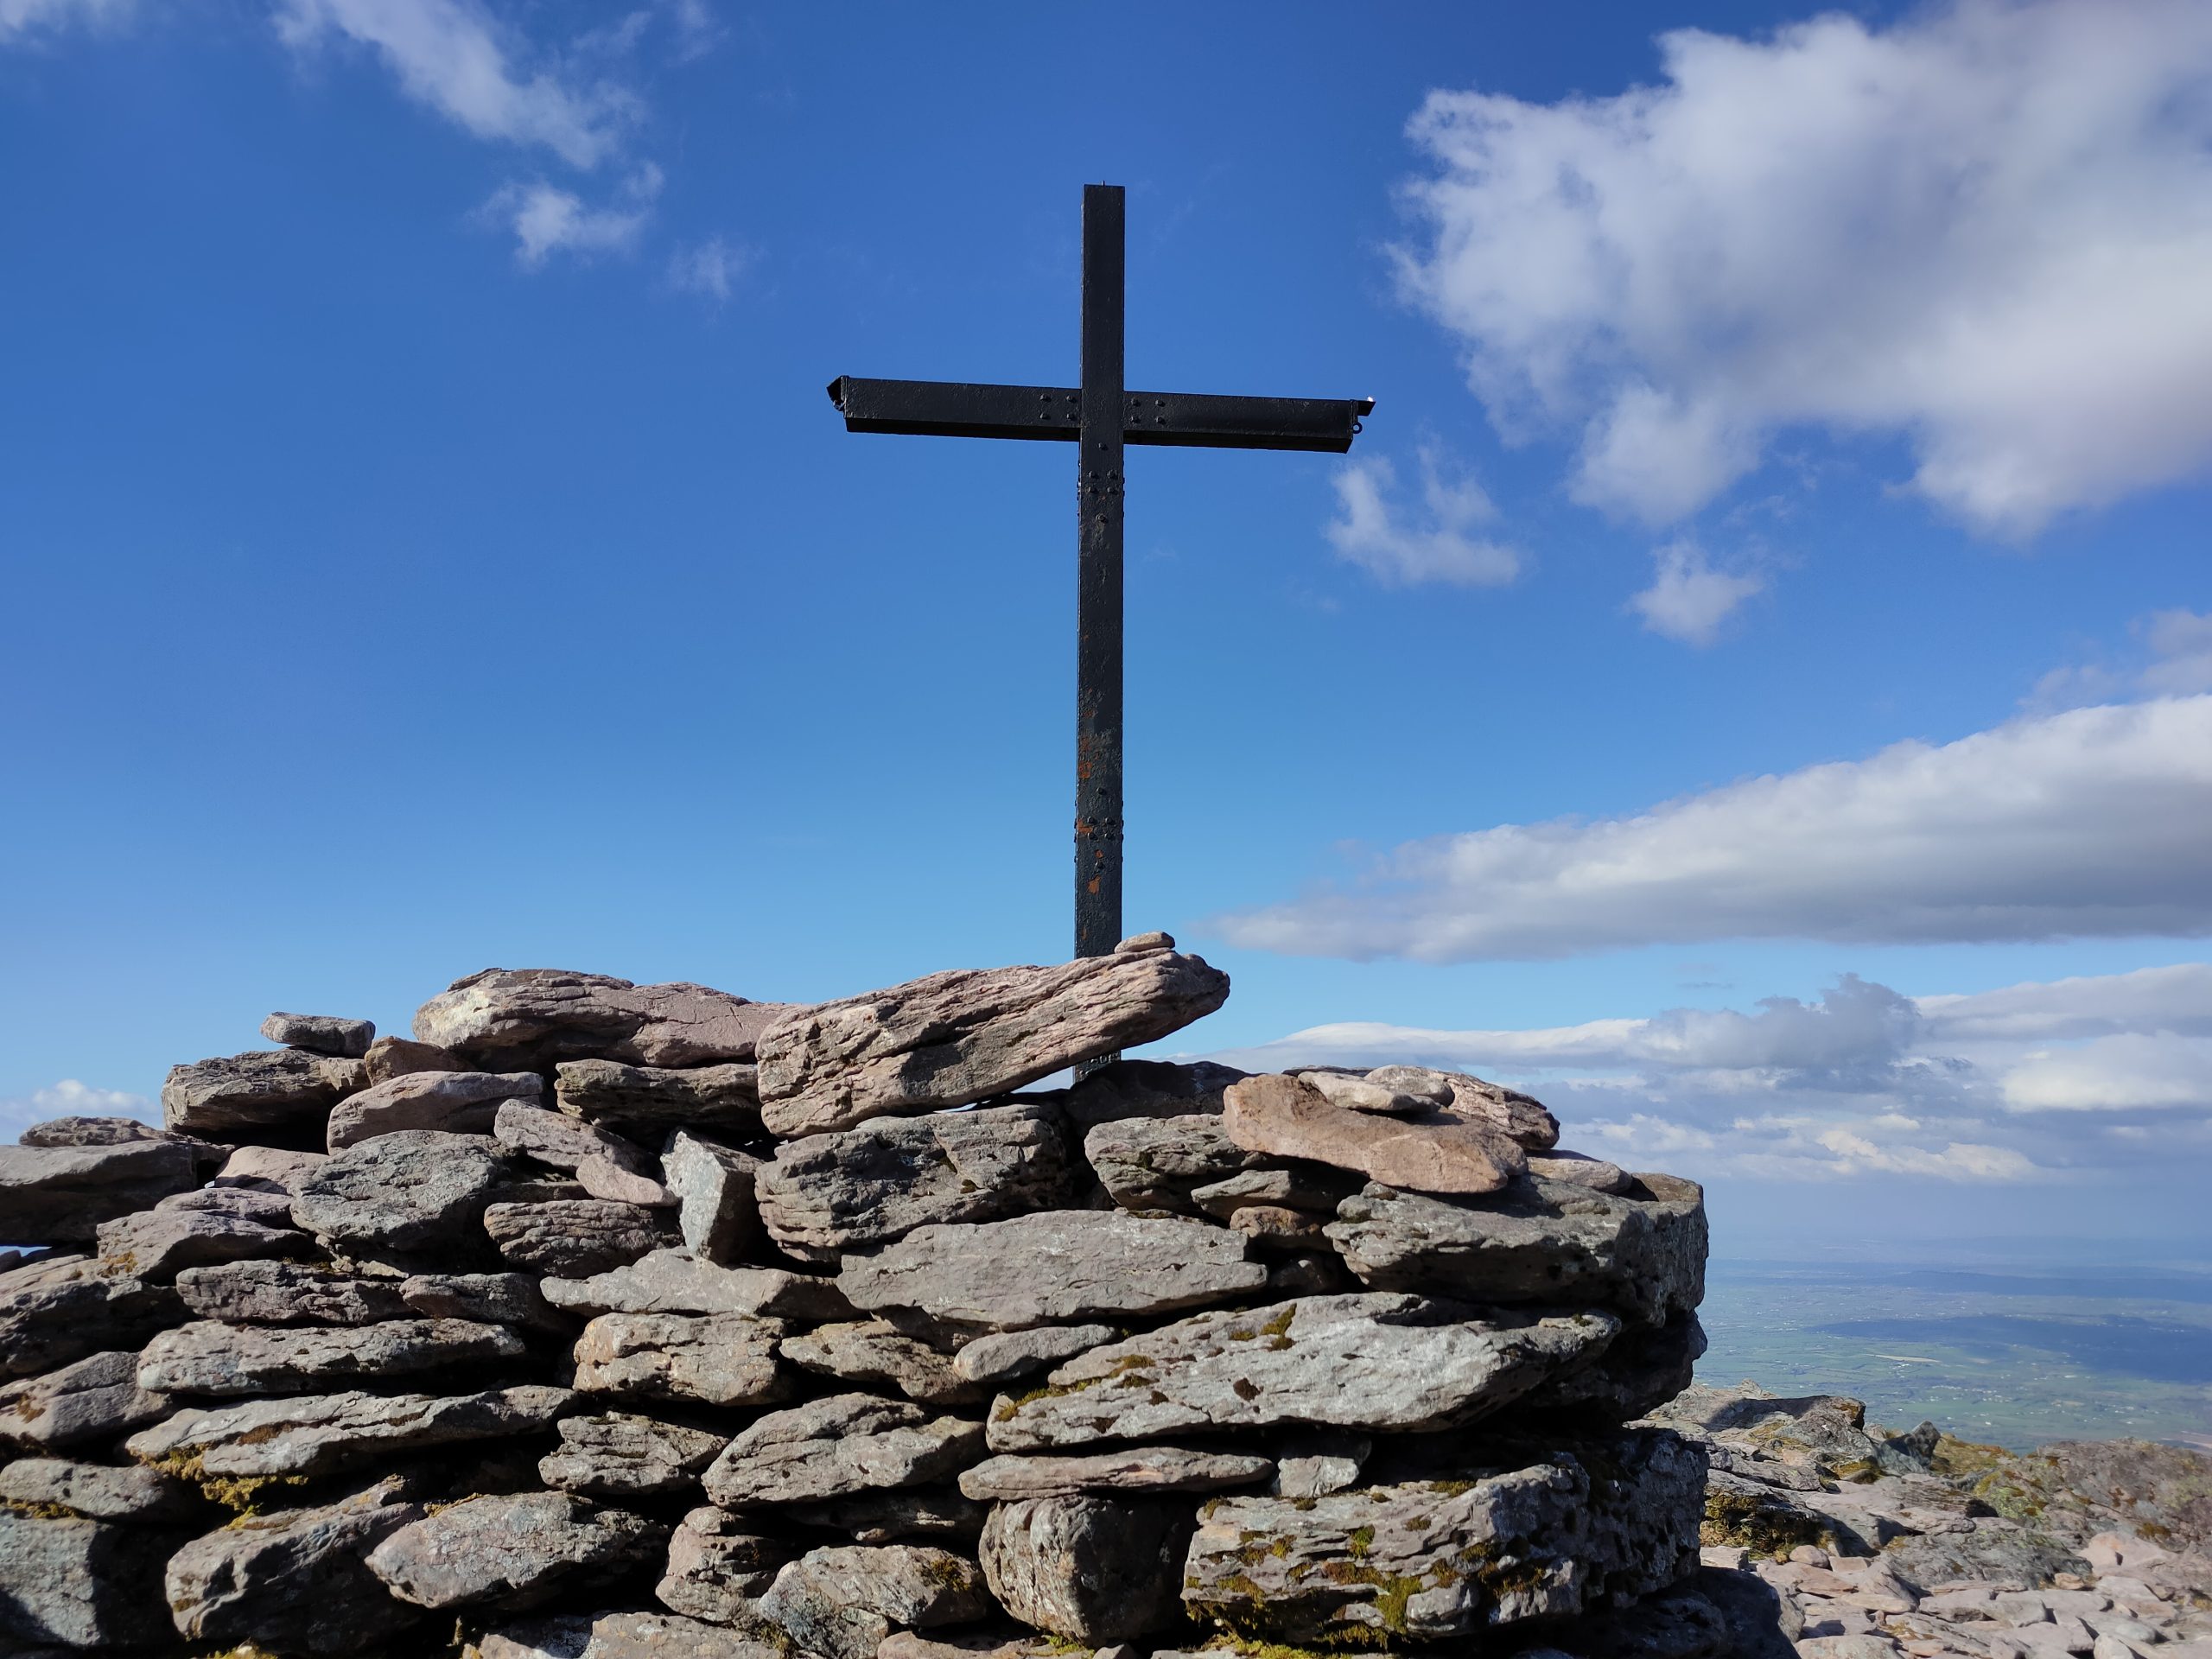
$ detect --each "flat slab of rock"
[327,1070,543,1150]
[212,1143,329,1193]
[1182,1429,1705,1643]
[757,943,1231,1136]
[987,1294,1620,1451]
[0,1510,176,1649]
[1527,1149,1633,1192]
[0,1255,181,1380]
[0,1351,173,1452]
[364,1034,465,1083]
[953,1325,1116,1386]
[785,1487,988,1545]
[162,1047,364,1136]
[1360,1065,1560,1149]
[1327,1173,1707,1325]
[758,1544,991,1659]
[541,1249,851,1320]
[291,1129,511,1258]
[960,1447,1274,1499]
[401,1271,562,1329]
[702,1393,983,1508]
[126,1383,575,1483]
[17,1115,192,1148]
[176,1259,414,1325]
[572,1311,789,1408]
[554,1059,762,1132]
[416,968,798,1068]
[980,1494,1192,1642]
[840,1211,1268,1338]
[0,1457,201,1524]
[783,1319,982,1407]
[0,1139,207,1244]
[1081,1115,1268,1215]
[478,1611,784,1659]
[657,1506,791,1624]
[1058,1058,1248,1128]
[94,1204,315,1281]
[1223,1074,1525,1196]
[367,1489,665,1611]
[486,1199,672,1277]
[539,1411,726,1497]
[759,1104,1072,1262]
[263,1012,376,1057]
[137,1317,523,1395]
[165,1477,426,1654]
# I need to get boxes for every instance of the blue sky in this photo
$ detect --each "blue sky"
[3,0,2209,1249]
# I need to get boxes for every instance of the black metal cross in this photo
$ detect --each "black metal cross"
[829,183,1373,960]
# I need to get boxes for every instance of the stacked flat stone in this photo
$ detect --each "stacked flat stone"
[0,934,1736,1659]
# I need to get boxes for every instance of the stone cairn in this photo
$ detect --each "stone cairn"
[0,933,1748,1659]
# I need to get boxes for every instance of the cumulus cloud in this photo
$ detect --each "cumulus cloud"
[1393,0,2212,536]
[0,1078,155,1141]
[1630,540,1764,645]
[0,0,124,41]
[484,162,661,265]
[1216,695,2212,962]
[1325,447,1519,588]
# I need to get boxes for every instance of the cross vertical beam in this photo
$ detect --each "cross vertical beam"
[1075,184,1125,961]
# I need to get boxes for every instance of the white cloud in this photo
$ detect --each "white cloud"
[668,235,747,302]
[484,162,661,266]
[0,0,123,41]
[2142,610,2212,696]
[1630,539,1764,645]
[276,0,635,168]
[2001,1033,2212,1112]
[1919,962,2212,1043]
[1325,447,1519,588]
[0,1078,156,1141]
[1216,695,2212,962]
[1393,0,2212,535]
[2027,608,2212,711]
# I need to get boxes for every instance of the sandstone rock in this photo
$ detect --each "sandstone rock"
[1326,1173,1707,1325]
[575,1155,675,1206]
[1192,1165,1360,1217]
[1183,1429,1706,1643]
[0,1457,201,1524]
[364,1033,467,1083]
[758,1104,1072,1262]
[1528,1149,1634,1192]
[1358,1065,1560,1149]
[212,1142,329,1193]
[485,1198,672,1277]
[17,1115,177,1147]
[0,1138,207,1243]
[540,1411,728,1498]
[126,1384,575,1483]
[702,1393,984,1508]
[479,1610,784,1659]
[1271,1430,1370,1497]
[162,1046,364,1136]
[327,1069,544,1150]
[162,1180,297,1223]
[402,1270,563,1330]
[367,1489,666,1611]
[137,1316,524,1395]
[0,1254,181,1379]
[758,1544,992,1659]
[1295,1070,1433,1116]
[783,1320,985,1407]
[416,968,798,1069]
[0,1510,176,1649]
[960,1447,1274,1499]
[555,1059,763,1132]
[953,1325,1118,1386]
[1228,1204,1334,1252]
[1224,1074,1526,1196]
[1059,1057,1249,1128]
[176,1258,413,1324]
[263,1011,376,1057]
[757,949,1232,1137]
[840,1211,1268,1338]
[0,1351,173,1452]
[980,1494,1192,1641]
[496,1100,653,1174]
[664,1131,760,1263]
[787,1488,989,1545]
[292,1129,511,1258]
[1081,1113,1268,1214]
[542,1249,852,1320]
[94,1203,315,1281]
[987,1294,1621,1452]
[572,1312,789,1408]
[657,1505,791,1624]
[165,1477,427,1654]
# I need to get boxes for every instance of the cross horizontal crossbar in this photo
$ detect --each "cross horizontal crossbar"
[827,375,1373,454]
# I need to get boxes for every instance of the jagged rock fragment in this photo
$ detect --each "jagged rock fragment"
[1357,1065,1560,1148]
[540,1412,728,1498]
[959,1447,1274,1499]
[758,1544,992,1659]
[1058,1057,1248,1128]
[702,1393,983,1508]
[363,1033,465,1083]
[1224,1073,1526,1196]
[17,1115,187,1148]
[137,1316,523,1395]
[782,1319,983,1407]
[541,1249,850,1320]
[416,968,797,1068]
[0,1350,173,1451]
[0,1138,207,1243]
[162,1046,364,1136]
[327,1069,543,1149]
[485,1198,672,1276]
[126,1384,575,1483]
[979,1494,1192,1641]
[555,1059,764,1132]
[291,1128,511,1258]
[367,1490,666,1611]
[572,1312,788,1408]
[176,1258,413,1324]
[655,1505,790,1623]
[663,1131,760,1263]
[1082,1113,1267,1215]
[262,1011,375,1057]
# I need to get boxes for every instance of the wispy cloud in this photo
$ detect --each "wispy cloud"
[1324,445,1518,588]
[0,0,124,42]
[668,235,747,302]
[1629,539,1764,645]
[484,162,662,266]
[0,1078,156,1141]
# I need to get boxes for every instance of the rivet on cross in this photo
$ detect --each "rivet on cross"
[830,183,1375,961]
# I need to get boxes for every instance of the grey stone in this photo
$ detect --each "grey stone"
[840,1211,1268,1338]
[0,1510,176,1649]
[540,1412,728,1498]
[480,1610,785,1659]
[1191,1165,1360,1217]
[555,1059,764,1132]
[1326,1173,1707,1325]
[17,1115,179,1148]
[0,1457,200,1524]
[212,1142,330,1193]
[787,1488,989,1545]
[496,1100,653,1175]
[263,1011,377,1057]
[0,1351,174,1452]
[1224,1073,1526,1196]
[656,1506,791,1623]
[363,1033,467,1083]
[1081,1114,1268,1215]
[126,1383,575,1483]
[1344,1065,1457,1105]
[953,1325,1117,1386]
[987,1294,1621,1452]
[160,1181,297,1223]
[0,1138,207,1244]
[415,967,798,1069]
[1528,1149,1634,1192]
[758,1104,1072,1262]
[1182,1429,1706,1643]
[573,1311,790,1408]
[0,1253,181,1380]
[1270,1431,1371,1498]
[980,1494,1192,1642]
[292,1128,512,1257]
[164,1477,427,1654]
[702,1393,984,1509]
[1357,1065,1561,1149]
[758,1544,991,1659]
[327,1069,544,1150]
[401,1270,563,1330]
[542,1249,852,1320]
[1294,1070,1434,1116]
[486,1198,673,1276]
[162,1046,365,1136]
[960,1447,1274,1499]
[94,1202,315,1281]
[1541,1311,1706,1420]
[176,1258,413,1324]
[664,1131,761,1264]
[1059,1058,1249,1128]
[367,1489,666,1611]
[783,1320,984,1407]
[1226,1204,1334,1252]
[137,1316,524,1395]
[1265,1249,1360,1296]
[757,948,1232,1136]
